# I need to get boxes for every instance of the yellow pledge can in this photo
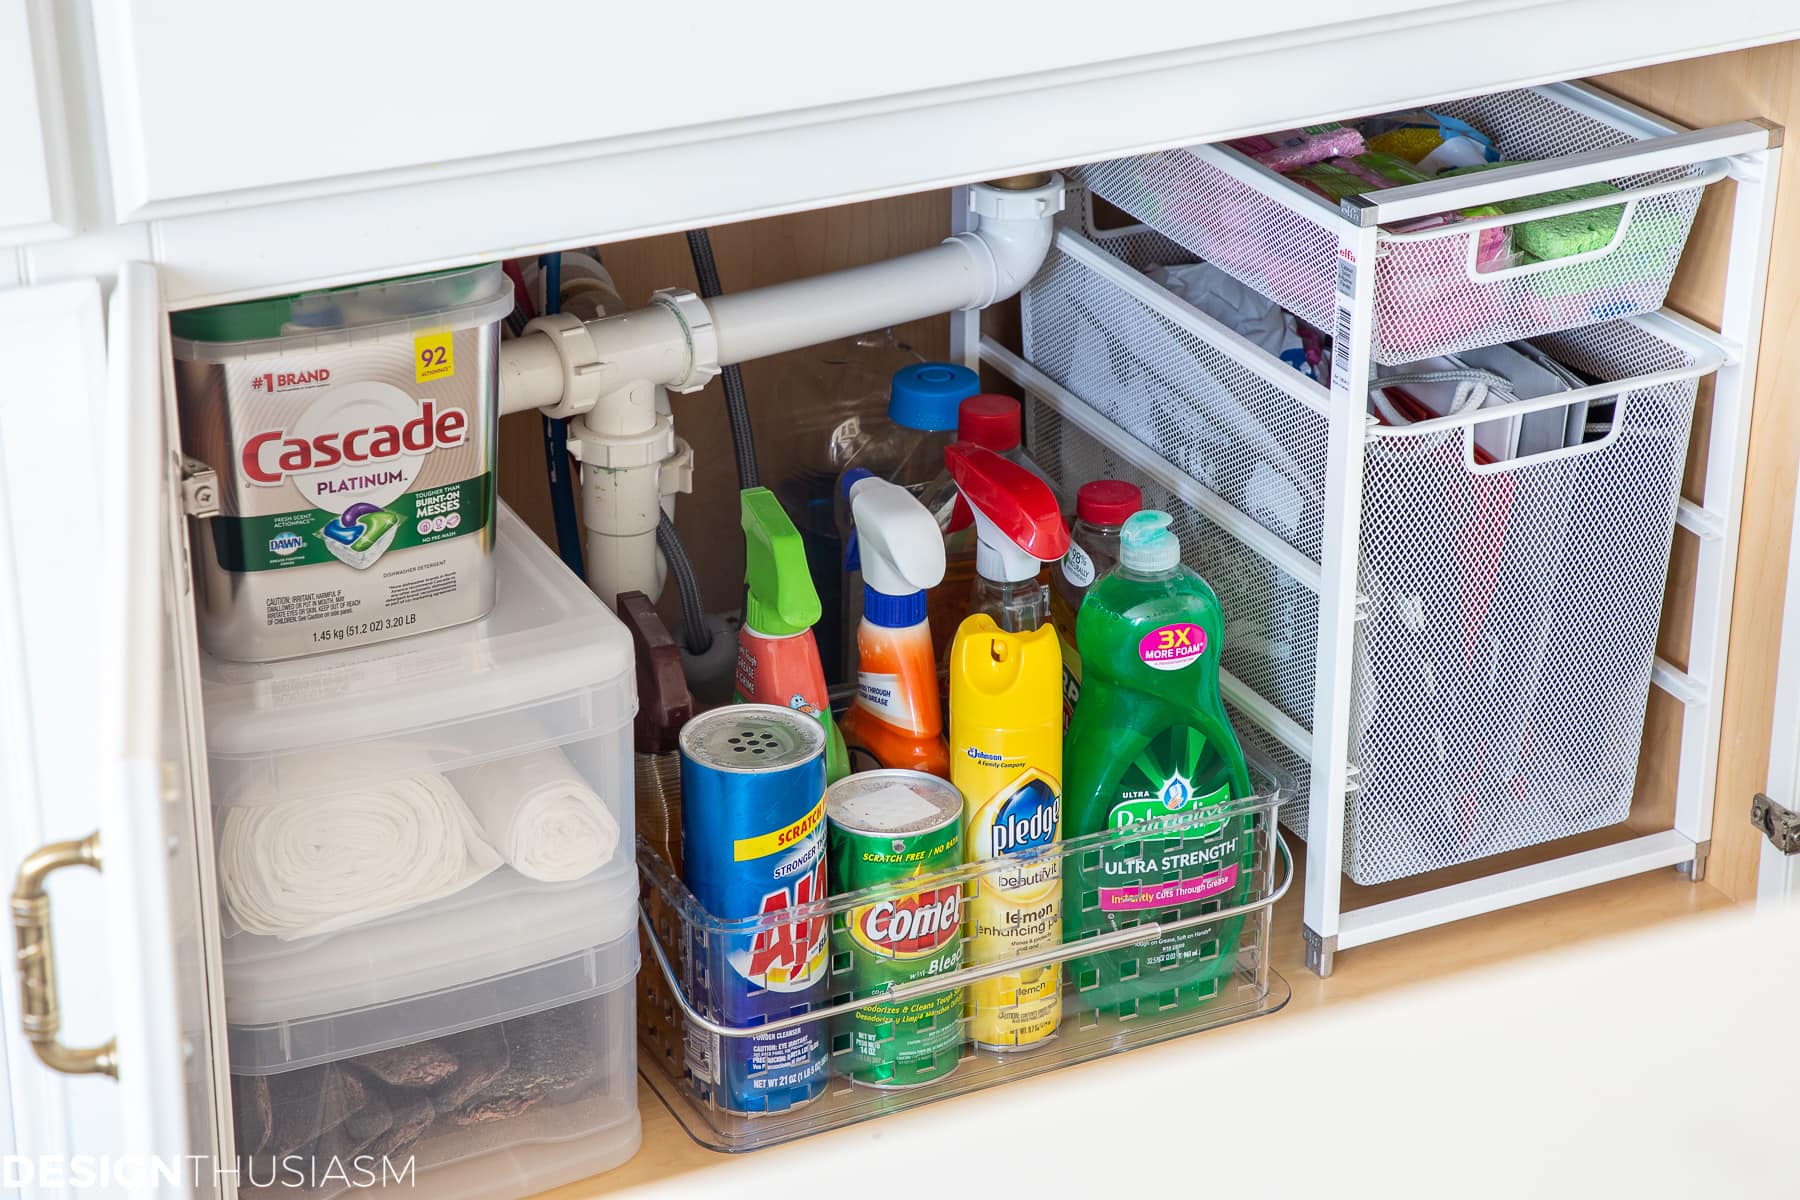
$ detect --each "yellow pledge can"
[948,615,1063,1051]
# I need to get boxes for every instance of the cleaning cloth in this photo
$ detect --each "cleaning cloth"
[218,774,501,941]
[1144,261,1317,378]
[448,747,621,882]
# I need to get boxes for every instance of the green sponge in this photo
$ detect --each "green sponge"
[1497,182,1626,260]
[1447,164,1626,261]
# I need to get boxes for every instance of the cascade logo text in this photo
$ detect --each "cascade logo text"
[240,400,467,485]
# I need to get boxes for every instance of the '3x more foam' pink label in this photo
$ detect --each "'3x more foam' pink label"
[1139,623,1206,671]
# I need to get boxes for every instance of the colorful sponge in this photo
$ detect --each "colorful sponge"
[1366,127,1444,164]
[1446,164,1626,261]
[1495,182,1626,260]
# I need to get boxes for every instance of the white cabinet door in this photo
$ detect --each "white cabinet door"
[0,0,76,245]
[91,0,1484,222]
[0,270,222,1196]
[1760,481,1800,903]
[95,263,224,1196]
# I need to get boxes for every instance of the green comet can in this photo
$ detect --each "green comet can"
[825,770,965,1089]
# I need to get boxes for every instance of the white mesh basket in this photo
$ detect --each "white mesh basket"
[1020,227,1708,883]
[1072,83,1721,365]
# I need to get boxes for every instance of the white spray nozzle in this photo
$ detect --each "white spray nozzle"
[967,497,1046,584]
[849,476,947,596]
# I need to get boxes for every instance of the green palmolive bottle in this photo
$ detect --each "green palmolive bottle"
[1061,510,1254,1016]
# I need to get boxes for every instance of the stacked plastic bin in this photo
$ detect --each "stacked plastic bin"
[201,505,640,1198]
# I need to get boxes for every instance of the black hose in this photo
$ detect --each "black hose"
[542,414,585,577]
[685,229,759,491]
[658,510,713,655]
[538,254,587,577]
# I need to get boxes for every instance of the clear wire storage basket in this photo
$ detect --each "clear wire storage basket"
[1072,83,1722,365]
[1019,223,1717,884]
[637,769,1289,1152]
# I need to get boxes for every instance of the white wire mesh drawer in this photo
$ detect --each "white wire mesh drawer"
[1072,83,1726,365]
[1023,222,1332,567]
[1347,317,1704,882]
[1025,397,1321,838]
[1017,226,1716,884]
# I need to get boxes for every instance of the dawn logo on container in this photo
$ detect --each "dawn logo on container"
[1161,775,1191,810]
[267,532,305,557]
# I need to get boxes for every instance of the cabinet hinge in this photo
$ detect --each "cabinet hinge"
[1750,793,1800,855]
[179,457,219,519]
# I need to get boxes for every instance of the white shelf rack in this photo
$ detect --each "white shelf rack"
[964,85,1783,975]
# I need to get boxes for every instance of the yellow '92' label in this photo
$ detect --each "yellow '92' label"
[414,331,454,382]
[734,798,825,861]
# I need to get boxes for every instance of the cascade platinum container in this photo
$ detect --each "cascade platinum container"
[172,265,512,662]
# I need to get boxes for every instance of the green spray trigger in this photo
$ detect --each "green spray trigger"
[741,487,820,637]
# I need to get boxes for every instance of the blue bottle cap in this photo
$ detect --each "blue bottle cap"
[888,363,979,432]
[862,583,928,628]
[839,467,876,500]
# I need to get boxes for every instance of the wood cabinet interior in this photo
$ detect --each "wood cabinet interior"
[1595,43,1800,903]
[490,34,1799,1189]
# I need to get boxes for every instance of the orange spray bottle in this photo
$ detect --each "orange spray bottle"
[838,469,949,776]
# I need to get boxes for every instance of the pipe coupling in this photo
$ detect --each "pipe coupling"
[649,288,720,394]
[566,411,678,471]
[522,312,606,421]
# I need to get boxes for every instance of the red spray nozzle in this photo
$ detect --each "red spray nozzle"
[944,443,1069,581]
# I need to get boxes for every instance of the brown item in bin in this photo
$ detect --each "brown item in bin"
[342,1088,394,1148]
[449,1089,540,1125]
[508,1003,602,1093]
[448,1003,599,1125]
[232,1074,273,1156]
[354,1040,459,1088]
[266,1065,367,1157]
[311,1121,359,1173]
[428,1026,513,1111]
[238,999,609,1176]
[363,1093,436,1161]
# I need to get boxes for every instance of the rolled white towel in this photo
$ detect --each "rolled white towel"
[219,774,502,941]
[448,748,620,882]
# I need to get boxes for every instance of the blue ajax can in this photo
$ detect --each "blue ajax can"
[679,704,830,1114]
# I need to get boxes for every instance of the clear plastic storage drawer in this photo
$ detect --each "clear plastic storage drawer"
[201,505,637,949]
[229,927,639,1200]
[201,504,634,811]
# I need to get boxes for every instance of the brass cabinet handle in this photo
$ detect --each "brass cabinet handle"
[12,833,118,1078]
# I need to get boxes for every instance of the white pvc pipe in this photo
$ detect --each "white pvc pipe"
[498,332,565,416]
[707,239,984,365]
[499,175,1064,415]
[497,175,1065,609]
